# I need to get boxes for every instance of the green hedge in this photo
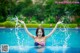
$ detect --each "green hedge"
[0,23,5,27]
[4,21,15,27]
[0,21,78,28]
[0,21,16,28]
[24,24,77,28]
[57,24,77,28]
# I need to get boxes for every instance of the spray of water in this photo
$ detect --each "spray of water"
[51,21,71,53]
[62,24,70,53]
[15,16,20,45]
[59,20,71,53]
[15,16,23,51]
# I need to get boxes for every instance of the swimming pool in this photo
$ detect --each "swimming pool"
[0,28,80,53]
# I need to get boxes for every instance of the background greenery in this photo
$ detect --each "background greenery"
[0,0,80,28]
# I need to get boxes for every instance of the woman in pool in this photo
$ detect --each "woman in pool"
[19,20,62,52]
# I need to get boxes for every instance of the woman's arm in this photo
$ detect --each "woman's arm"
[45,21,62,39]
[19,20,35,39]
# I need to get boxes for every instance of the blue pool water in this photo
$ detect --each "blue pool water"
[0,28,80,53]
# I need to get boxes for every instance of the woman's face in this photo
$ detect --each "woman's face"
[37,29,43,37]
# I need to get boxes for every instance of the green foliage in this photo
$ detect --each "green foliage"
[44,16,56,23]
[6,16,13,21]
[67,24,77,28]
[58,24,77,28]
[26,24,38,28]
[61,16,70,23]
[0,16,4,22]
[0,0,80,24]
[4,21,15,28]
[76,18,80,24]
[42,24,51,28]
[0,23,5,27]
[0,21,77,28]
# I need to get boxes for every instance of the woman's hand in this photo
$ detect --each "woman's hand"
[18,20,25,24]
[57,21,63,25]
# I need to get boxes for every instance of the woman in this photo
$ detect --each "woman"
[19,20,62,52]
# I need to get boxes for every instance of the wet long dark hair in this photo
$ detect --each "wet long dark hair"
[36,27,45,37]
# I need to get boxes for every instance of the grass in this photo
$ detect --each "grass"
[0,21,78,28]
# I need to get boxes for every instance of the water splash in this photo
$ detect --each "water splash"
[51,21,71,53]
[60,24,71,53]
[14,16,22,51]
[15,17,20,45]
[14,16,27,52]
[62,24,70,53]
